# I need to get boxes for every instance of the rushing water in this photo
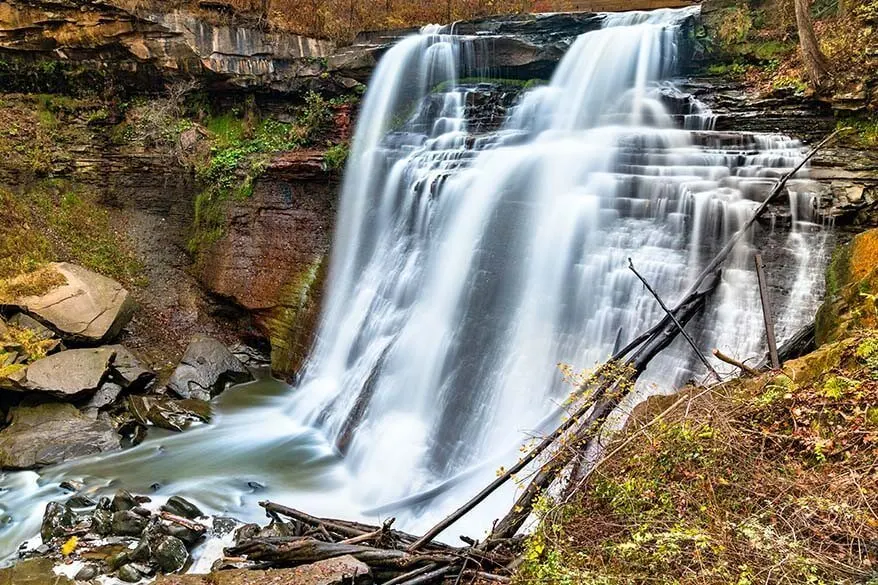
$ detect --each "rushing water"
[0,6,830,561]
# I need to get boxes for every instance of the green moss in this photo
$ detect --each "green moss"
[0,181,143,291]
[837,115,878,148]
[260,255,326,377]
[323,142,349,170]
[821,375,860,399]
[188,91,339,258]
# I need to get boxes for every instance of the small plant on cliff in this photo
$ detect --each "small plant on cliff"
[323,142,349,170]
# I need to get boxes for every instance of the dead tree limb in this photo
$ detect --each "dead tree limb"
[628,258,721,382]
[712,349,758,376]
[260,501,366,539]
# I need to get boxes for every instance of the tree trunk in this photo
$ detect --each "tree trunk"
[794,0,830,87]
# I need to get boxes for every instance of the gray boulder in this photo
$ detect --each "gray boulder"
[13,262,136,343]
[167,335,252,401]
[25,347,115,398]
[0,403,121,469]
[105,345,156,391]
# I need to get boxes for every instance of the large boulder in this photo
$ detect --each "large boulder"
[154,555,372,585]
[0,402,121,469]
[815,229,878,345]
[12,263,135,344]
[167,336,252,401]
[24,347,115,398]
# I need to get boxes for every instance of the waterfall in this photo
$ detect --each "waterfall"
[290,6,827,516]
[0,7,831,559]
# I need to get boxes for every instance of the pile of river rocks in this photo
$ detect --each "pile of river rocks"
[0,262,266,471]
[4,488,371,584]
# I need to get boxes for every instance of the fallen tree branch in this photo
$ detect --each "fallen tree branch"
[713,349,758,376]
[628,258,721,382]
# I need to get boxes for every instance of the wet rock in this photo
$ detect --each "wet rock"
[59,479,84,493]
[10,263,135,343]
[107,550,131,571]
[154,555,372,584]
[118,563,143,583]
[24,347,115,398]
[233,524,260,545]
[0,403,121,469]
[212,516,239,537]
[152,535,189,573]
[167,335,251,401]
[129,562,156,577]
[0,557,75,585]
[40,502,75,542]
[74,564,100,581]
[112,510,148,536]
[164,524,203,546]
[92,508,113,535]
[161,496,204,519]
[66,494,97,509]
[128,538,151,562]
[111,490,139,512]
[106,345,156,391]
[129,396,212,431]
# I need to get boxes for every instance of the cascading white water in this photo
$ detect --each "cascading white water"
[0,6,832,560]
[290,5,828,519]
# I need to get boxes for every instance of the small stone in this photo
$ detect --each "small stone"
[151,535,189,573]
[212,516,239,536]
[128,538,151,562]
[247,481,264,491]
[74,564,100,581]
[128,562,155,576]
[96,496,112,510]
[59,480,83,492]
[40,501,74,543]
[150,482,162,492]
[131,506,152,517]
[160,496,203,519]
[112,510,148,536]
[117,563,142,583]
[106,550,130,570]
[112,489,139,512]
[92,508,113,535]
[66,494,97,509]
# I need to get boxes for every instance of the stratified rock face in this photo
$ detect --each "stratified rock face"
[816,229,878,345]
[147,10,334,83]
[14,263,135,344]
[167,335,252,400]
[0,0,346,94]
[198,151,337,378]
[0,402,120,469]
[25,347,115,397]
[154,555,372,585]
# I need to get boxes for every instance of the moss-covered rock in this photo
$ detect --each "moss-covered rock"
[815,229,878,345]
